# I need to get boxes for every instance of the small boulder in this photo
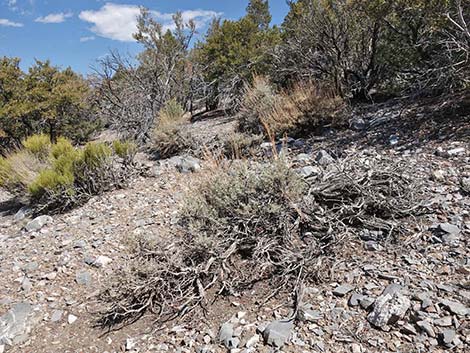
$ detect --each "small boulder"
[25,215,53,232]
[171,156,201,173]
[333,284,354,297]
[262,319,293,348]
[367,288,410,329]
[218,322,239,349]
[315,150,334,166]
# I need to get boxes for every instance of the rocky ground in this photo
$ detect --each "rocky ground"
[0,104,469,353]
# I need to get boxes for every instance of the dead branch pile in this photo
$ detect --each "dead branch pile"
[301,156,429,243]
[99,156,428,327]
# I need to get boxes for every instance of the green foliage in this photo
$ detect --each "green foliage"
[0,57,95,147]
[194,9,281,108]
[0,134,134,211]
[22,134,51,160]
[183,159,306,240]
[28,169,74,199]
[0,157,12,187]
[112,140,137,160]
[78,142,112,169]
[246,0,272,30]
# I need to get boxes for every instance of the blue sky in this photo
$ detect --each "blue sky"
[0,1,290,74]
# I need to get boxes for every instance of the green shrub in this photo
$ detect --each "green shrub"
[78,142,112,169]
[0,136,135,212]
[22,134,51,160]
[50,137,75,159]
[183,159,306,239]
[113,140,137,160]
[28,169,74,199]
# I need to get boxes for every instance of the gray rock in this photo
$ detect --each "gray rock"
[350,118,366,131]
[434,316,452,327]
[262,319,293,348]
[296,153,311,162]
[367,290,410,328]
[439,329,456,347]
[21,277,32,292]
[401,324,418,336]
[50,310,63,323]
[438,223,460,235]
[333,284,354,297]
[13,207,31,222]
[360,297,375,310]
[315,150,334,166]
[218,323,239,349]
[298,166,320,178]
[382,283,404,297]
[75,270,91,286]
[417,320,436,338]
[21,262,38,273]
[0,303,34,346]
[440,299,469,316]
[349,293,365,307]
[25,215,53,232]
[171,156,201,173]
[73,240,87,249]
[364,241,381,251]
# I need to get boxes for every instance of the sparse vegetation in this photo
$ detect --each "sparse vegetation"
[0,134,136,212]
[100,154,428,326]
[239,77,346,137]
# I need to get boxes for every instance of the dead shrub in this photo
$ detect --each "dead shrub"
[239,77,346,137]
[100,155,428,327]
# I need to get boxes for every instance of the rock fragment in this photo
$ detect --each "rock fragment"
[262,319,293,348]
[25,215,53,232]
[367,288,410,329]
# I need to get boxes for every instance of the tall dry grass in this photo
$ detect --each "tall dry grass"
[239,76,346,137]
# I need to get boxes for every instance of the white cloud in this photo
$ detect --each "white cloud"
[35,12,73,24]
[79,3,221,42]
[0,18,23,27]
[80,36,95,42]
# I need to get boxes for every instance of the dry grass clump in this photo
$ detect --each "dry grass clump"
[100,155,428,327]
[150,99,196,159]
[238,76,346,137]
[0,134,137,212]
[221,132,263,159]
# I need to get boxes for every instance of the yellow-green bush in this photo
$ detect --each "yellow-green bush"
[78,142,112,169]
[22,134,51,160]
[28,169,74,198]
[50,137,75,159]
[0,134,134,211]
[113,140,137,160]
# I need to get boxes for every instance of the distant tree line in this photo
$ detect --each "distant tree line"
[1,0,468,147]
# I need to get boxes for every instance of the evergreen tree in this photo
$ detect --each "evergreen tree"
[246,0,272,30]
